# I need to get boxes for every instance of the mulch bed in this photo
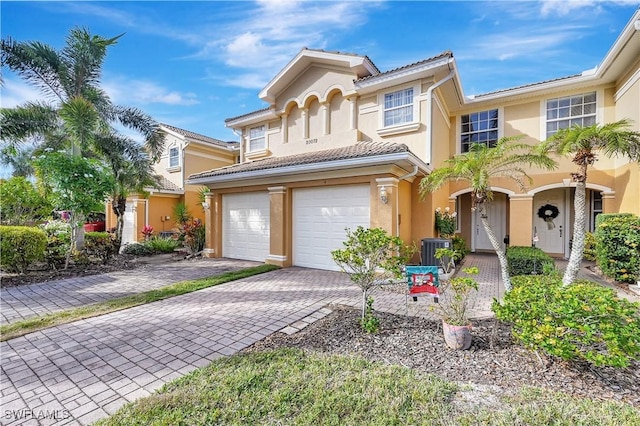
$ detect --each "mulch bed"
[245,305,640,408]
[0,253,184,288]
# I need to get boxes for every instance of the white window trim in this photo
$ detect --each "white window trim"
[376,83,420,137]
[456,107,503,154]
[167,145,181,172]
[247,125,266,153]
[539,89,603,141]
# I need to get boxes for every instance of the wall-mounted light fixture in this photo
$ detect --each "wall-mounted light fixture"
[202,201,210,210]
[380,186,388,204]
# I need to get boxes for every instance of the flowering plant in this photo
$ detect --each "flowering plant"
[435,207,457,238]
[141,225,154,241]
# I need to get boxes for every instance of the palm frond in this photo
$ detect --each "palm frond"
[1,37,66,101]
[0,102,59,146]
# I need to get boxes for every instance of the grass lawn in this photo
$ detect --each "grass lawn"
[96,348,639,426]
[0,264,279,341]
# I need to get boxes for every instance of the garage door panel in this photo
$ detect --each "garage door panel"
[293,185,370,271]
[223,193,269,262]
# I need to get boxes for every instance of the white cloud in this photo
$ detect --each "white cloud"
[456,23,588,62]
[0,78,54,108]
[104,78,199,106]
[540,0,600,17]
[201,0,383,88]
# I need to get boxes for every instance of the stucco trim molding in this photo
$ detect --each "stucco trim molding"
[266,254,288,262]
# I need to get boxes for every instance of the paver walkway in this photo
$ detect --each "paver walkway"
[1,254,636,425]
[1,258,261,325]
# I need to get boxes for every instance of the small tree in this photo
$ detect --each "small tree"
[0,176,52,225]
[33,151,113,268]
[331,227,413,319]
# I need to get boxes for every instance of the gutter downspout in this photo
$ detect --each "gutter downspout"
[396,165,419,237]
[425,70,455,165]
[232,129,244,163]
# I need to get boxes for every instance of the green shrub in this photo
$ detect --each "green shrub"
[145,236,180,254]
[121,242,155,256]
[493,275,640,367]
[583,232,597,261]
[39,220,71,269]
[506,246,554,275]
[595,213,640,283]
[451,235,470,262]
[84,232,117,264]
[0,226,47,273]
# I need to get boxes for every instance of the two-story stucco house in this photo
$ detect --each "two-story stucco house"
[189,10,639,271]
[106,124,238,245]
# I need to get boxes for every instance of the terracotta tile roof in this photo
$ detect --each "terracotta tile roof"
[160,123,239,149]
[470,73,582,98]
[356,51,453,83]
[149,175,182,192]
[189,141,409,180]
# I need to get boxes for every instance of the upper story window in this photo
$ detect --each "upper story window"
[169,147,179,168]
[546,92,596,138]
[384,88,414,127]
[248,125,265,152]
[460,109,498,153]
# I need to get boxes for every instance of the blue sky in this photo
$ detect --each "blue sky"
[1,0,639,149]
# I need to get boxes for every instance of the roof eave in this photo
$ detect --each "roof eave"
[225,109,279,129]
[354,56,454,94]
[187,151,431,185]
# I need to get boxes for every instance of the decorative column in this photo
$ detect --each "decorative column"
[509,194,534,247]
[266,186,290,267]
[374,178,399,236]
[203,191,215,258]
[321,102,330,135]
[281,113,289,144]
[301,108,309,139]
[601,191,616,214]
[348,96,357,130]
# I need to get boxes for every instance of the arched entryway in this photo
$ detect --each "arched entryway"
[531,183,612,258]
[451,188,512,253]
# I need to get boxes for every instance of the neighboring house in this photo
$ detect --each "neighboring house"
[106,124,239,244]
[188,11,639,271]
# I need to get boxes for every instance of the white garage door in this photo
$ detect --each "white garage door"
[293,185,370,271]
[223,193,270,262]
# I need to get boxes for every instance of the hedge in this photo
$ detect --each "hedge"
[493,274,640,367]
[595,213,640,283]
[0,226,47,273]
[506,246,554,276]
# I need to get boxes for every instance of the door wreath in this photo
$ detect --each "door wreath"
[538,204,559,229]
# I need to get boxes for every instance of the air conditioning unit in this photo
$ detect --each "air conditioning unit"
[421,238,451,266]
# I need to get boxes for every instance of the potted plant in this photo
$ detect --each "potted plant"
[435,207,457,239]
[434,247,457,281]
[431,266,479,350]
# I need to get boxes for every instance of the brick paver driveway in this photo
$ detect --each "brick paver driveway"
[1,268,362,425]
[1,258,261,325]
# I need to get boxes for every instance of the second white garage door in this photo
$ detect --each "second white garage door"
[293,185,370,271]
[222,192,270,262]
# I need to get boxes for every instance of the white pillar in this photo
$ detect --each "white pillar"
[321,103,330,135]
[348,97,357,130]
[281,113,288,144]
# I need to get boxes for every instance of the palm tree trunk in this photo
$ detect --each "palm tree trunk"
[112,196,127,252]
[563,179,587,286]
[478,203,512,293]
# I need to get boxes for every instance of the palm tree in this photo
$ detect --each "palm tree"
[539,119,640,286]
[1,27,164,247]
[420,137,557,293]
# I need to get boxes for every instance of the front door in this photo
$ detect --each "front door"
[473,193,506,251]
[534,189,565,255]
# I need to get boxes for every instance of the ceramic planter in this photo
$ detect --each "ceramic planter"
[442,320,472,350]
